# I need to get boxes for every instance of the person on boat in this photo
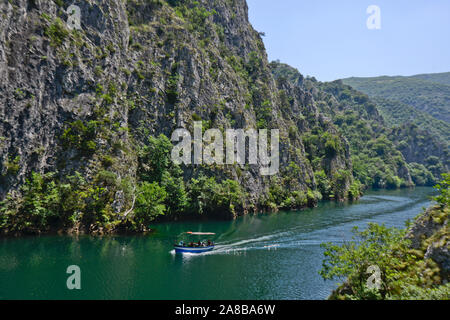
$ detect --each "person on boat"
[207,240,211,246]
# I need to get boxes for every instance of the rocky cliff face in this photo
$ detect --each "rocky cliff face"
[270,62,417,189]
[407,205,449,279]
[0,0,354,233]
[0,0,132,196]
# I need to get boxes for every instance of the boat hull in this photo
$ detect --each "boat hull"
[174,245,214,254]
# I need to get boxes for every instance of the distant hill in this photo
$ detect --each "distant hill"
[342,74,450,124]
[270,61,449,188]
[372,97,450,142]
[411,72,450,86]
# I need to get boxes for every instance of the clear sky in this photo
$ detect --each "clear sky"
[246,0,450,81]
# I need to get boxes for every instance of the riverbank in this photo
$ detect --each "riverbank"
[1,181,418,238]
[0,185,422,238]
[0,187,435,299]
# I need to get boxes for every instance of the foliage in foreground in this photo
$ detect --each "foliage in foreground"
[320,174,449,300]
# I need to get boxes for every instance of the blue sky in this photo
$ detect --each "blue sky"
[246,0,450,81]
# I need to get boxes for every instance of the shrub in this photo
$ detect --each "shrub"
[61,120,98,155]
[44,18,69,47]
[320,223,416,300]
[4,156,20,175]
[315,170,332,199]
[433,173,449,207]
[348,180,362,200]
[0,172,60,233]
[134,182,167,226]
[166,73,180,104]
[386,175,402,189]
[187,175,244,218]
[408,162,435,186]
[161,170,188,216]
[138,134,173,182]
[323,133,340,158]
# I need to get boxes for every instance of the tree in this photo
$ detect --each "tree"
[187,175,245,218]
[161,170,188,216]
[134,182,167,227]
[187,175,217,216]
[433,173,449,207]
[320,223,415,299]
[0,172,64,233]
[138,134,173,182]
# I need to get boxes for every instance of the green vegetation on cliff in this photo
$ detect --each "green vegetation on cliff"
[270,62,447,189]
[0,134,246,234]
[316,80,413,189]
[342,74,450,178]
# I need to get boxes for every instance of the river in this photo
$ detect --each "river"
[0,187,435,300]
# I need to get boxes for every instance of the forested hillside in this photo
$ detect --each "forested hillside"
[372,97,450,143]
[271,62,449,188]
[343,75,450,124]
[341,74,450,179]
[411,72,450,86]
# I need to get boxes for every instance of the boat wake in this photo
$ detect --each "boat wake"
[168,195,426,257]
[172,229,347,257]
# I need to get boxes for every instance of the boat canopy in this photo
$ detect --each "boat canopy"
[186,232,216,235]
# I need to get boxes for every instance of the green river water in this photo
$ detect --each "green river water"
[0,187,435,300]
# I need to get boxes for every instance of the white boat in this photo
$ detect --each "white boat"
[174,232,215,254]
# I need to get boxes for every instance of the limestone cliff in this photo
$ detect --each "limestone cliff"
[0,0,354,234]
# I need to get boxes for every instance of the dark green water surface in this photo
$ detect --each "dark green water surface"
[0,187,435,300]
